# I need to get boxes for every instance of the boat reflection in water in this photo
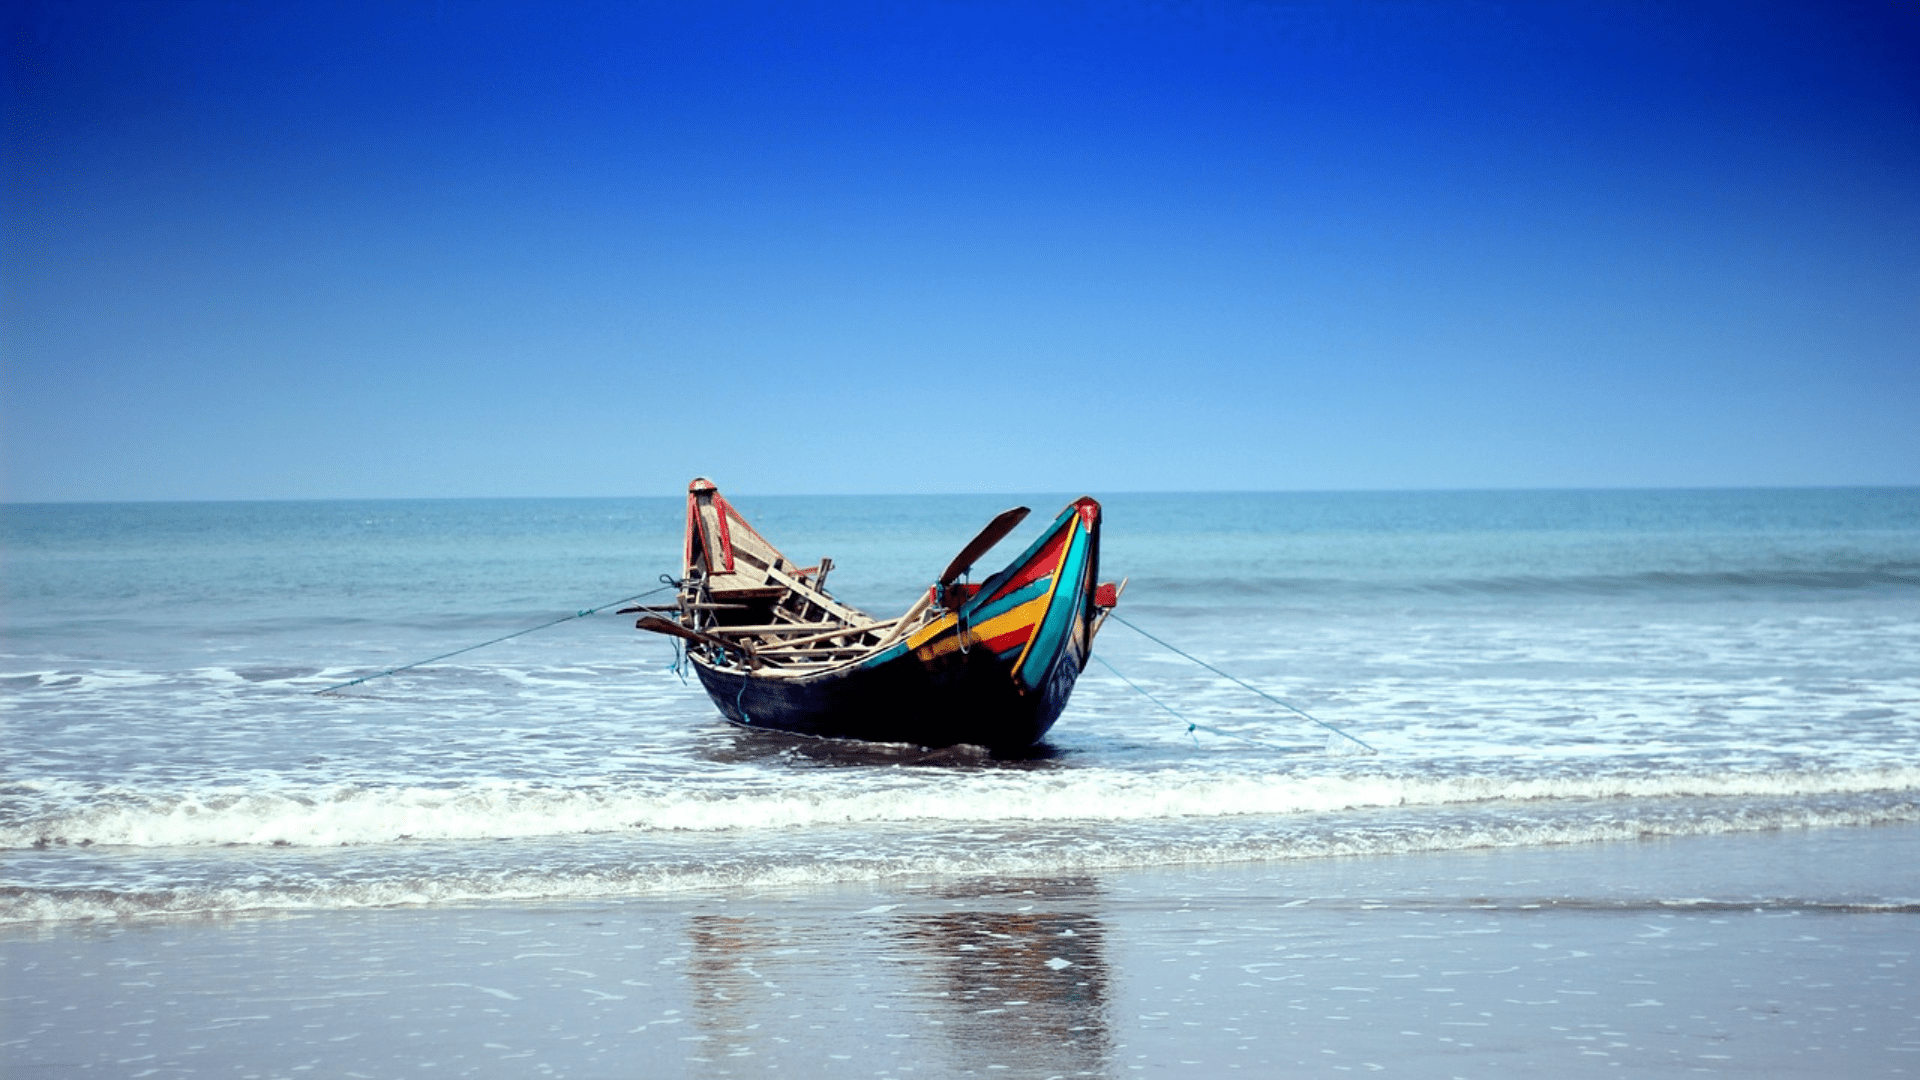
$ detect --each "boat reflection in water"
[681,878,1111,1076]
[896,879,1111,1076]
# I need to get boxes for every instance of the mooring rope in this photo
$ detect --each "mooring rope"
[1106,612,1377,754]
[315,578,679,695]
[1090,653,1290,749]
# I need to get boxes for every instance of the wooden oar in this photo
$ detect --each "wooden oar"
[938,506,1031,589]
[634,615,754,665]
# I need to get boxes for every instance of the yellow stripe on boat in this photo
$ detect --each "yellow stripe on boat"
[910,594,1050,662]
[905,612,958,651]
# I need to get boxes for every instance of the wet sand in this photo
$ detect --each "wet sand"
[4,823,1916,1078]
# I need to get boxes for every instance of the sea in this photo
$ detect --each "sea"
[4,487,1918,925]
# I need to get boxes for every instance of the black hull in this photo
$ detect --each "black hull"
[692,640,1085,753]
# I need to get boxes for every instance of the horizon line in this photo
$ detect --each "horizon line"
[5,482,1918,508]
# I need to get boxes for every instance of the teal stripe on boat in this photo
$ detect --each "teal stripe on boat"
[857,641,910,669]
[1013,528,1092,691]
[962,576,1052,622]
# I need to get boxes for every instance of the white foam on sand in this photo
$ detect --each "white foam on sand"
[3,824,1915,1078]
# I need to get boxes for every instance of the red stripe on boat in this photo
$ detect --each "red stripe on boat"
[985,527,1070,602]
[977,625,1035,655]
[710,492,736,572]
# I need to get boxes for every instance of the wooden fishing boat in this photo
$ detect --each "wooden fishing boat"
[630,478,1122,752]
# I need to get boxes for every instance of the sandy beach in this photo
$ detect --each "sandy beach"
[5,822,1915,1078]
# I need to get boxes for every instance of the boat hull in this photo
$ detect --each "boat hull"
[680,495,1105,752]
[692,638,1085,752]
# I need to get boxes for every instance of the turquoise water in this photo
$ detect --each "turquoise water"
[3,487,1917,921]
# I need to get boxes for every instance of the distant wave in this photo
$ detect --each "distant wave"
[1422,567,1920,596]
[1128,565,1920,603]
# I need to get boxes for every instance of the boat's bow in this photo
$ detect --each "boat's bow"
[894,498,1108,709]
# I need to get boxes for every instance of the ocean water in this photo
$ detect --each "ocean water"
[3,488,1918,924]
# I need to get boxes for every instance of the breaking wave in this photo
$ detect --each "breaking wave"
[8,764,1918,851]
[5,795,1915,923]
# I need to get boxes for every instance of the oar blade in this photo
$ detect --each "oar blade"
[938,506,1032,588]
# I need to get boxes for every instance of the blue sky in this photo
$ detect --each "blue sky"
[4,0,1916,500]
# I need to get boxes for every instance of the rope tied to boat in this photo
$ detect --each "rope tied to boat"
[954,572,973,655]
[1091,653,1253,749]
[1104,613,1378,755]
[314,578,680,695]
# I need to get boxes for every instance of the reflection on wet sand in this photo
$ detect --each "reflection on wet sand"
[686,914,783,1067]
[898,878,1111,1076]
[681,877,1111,1076]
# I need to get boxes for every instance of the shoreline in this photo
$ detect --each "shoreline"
[4,821,1916,1077]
